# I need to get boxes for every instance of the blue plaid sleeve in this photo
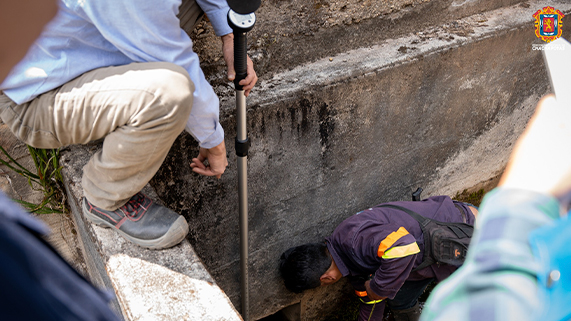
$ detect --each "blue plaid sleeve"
[420,188,560,321]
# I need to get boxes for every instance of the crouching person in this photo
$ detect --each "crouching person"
[0,0,257,250]
[280,195,478,321]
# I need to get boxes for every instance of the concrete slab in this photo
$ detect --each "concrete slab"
[107,254,240,321]
[60,143,241,321]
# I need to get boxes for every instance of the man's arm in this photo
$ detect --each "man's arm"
[195,0,258,95]
[189,32,257,177]
[196,0,233,36]
[364,280,386,301]
[367,249,418,300]
[359,226,420,300]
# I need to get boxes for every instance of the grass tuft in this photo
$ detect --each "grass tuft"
[0,145,67,214]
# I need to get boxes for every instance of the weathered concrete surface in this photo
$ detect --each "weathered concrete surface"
[191,0,528,96]
[107,254,240,321]
[150,1,571,319]
[60,144,241,321]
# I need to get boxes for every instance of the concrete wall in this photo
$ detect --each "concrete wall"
[191,0,527,90]
[151,0,571,319]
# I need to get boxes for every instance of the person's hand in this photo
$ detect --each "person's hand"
[499,94,571,207]
[190,141,228,179]
[364,280,386,301]
[221,33,258,97]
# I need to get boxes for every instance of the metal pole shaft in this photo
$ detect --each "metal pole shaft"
[227,9,256,321]
[236,90,249,320]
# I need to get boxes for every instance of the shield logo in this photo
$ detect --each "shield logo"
[533,7,565,43]
[541,15,557,36]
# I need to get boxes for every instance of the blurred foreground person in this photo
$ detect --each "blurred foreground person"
[0,2,119,320]
[0,191,120,320]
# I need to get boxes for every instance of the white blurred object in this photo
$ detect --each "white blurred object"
[543,37,571,105]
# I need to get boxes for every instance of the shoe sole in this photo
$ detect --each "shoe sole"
[82,200,189,250]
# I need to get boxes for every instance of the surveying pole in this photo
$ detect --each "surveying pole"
[227,1,259,319]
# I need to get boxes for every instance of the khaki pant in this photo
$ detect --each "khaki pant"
[0,62,194,210]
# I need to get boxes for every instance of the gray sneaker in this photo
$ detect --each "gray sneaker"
[82,192,189,250]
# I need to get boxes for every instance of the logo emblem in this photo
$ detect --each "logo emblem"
[533,6,565,43]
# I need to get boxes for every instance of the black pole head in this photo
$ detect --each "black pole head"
[227,0,261,14]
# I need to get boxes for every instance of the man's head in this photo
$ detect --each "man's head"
[279,243,342,293]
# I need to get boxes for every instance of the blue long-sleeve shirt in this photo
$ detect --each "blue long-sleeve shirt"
[0,0,231,148]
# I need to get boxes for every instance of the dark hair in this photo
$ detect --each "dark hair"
[279,243,332,293]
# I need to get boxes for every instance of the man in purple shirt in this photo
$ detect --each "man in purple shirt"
[280,196,478,321]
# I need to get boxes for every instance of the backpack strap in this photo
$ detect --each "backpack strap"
[378,204,430,228]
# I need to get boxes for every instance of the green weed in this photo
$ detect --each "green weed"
[0,145,66,214]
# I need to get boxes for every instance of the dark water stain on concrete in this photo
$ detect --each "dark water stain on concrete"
[318,101,335,155]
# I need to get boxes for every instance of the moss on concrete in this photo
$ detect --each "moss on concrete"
[453,188,485,207]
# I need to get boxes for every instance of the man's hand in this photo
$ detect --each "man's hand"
[221,33,258,96]
[190,141,228,179]
[364,280,386,301]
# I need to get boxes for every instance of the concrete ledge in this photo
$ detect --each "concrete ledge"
[193,0,530,90]
[60,144,241,321]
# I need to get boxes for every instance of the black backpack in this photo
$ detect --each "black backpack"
[378,189,474,271]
